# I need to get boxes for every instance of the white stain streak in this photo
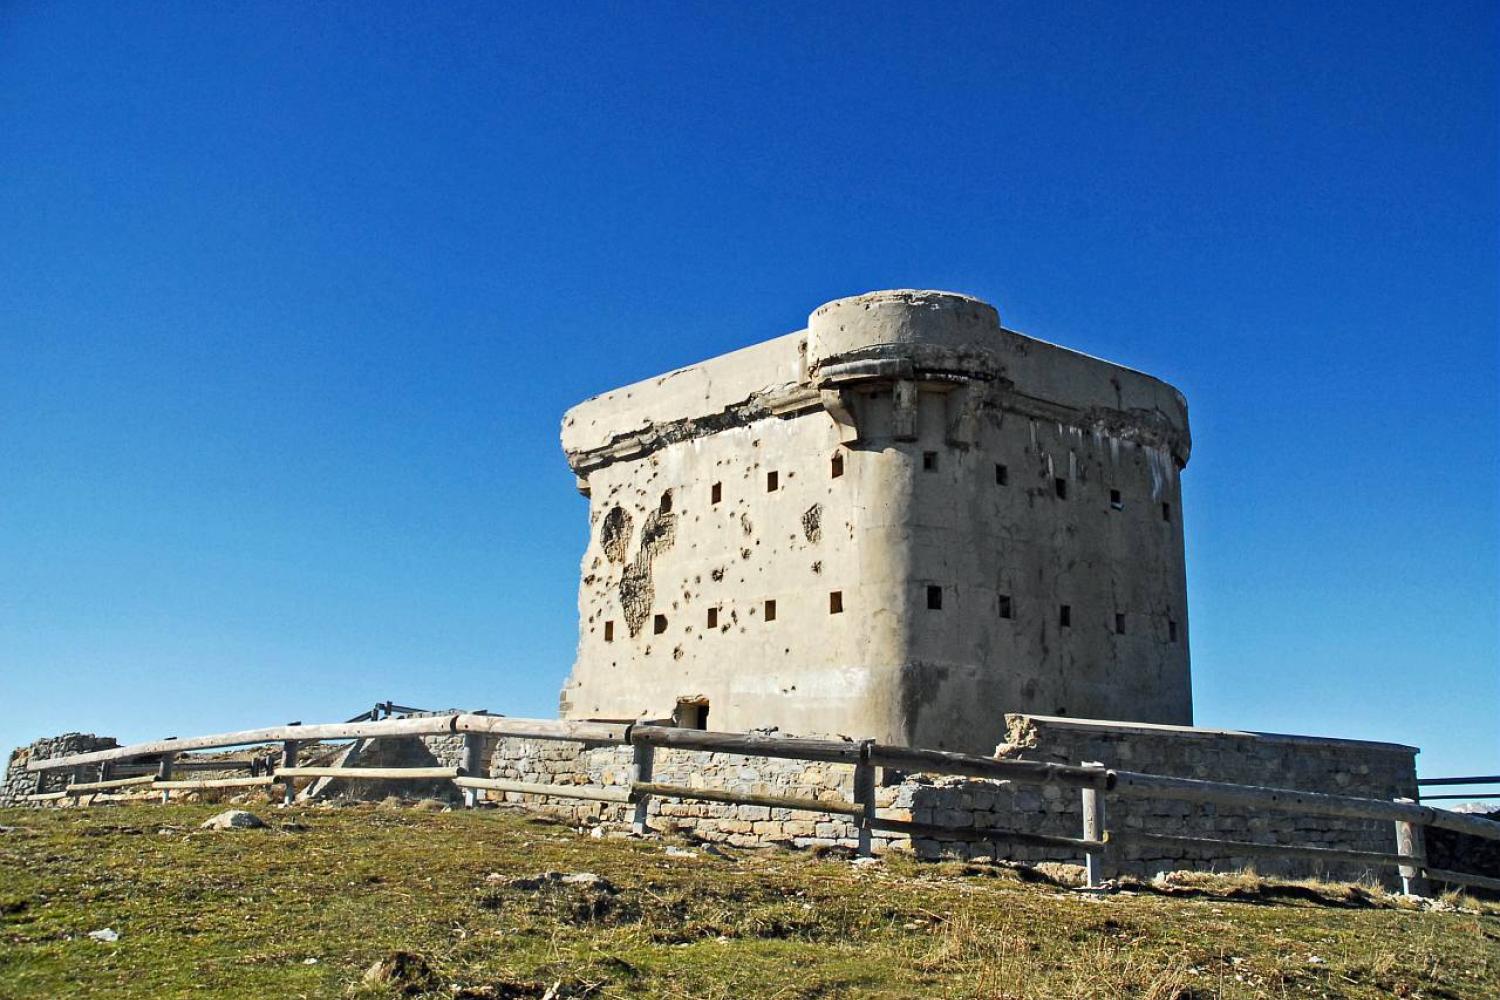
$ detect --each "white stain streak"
[1145,444,1176,501]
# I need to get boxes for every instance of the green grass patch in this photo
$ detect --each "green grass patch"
[2,803,1497,998]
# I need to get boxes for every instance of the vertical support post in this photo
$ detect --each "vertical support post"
[158,754,175,804]
[1394,798,1429,896]
[85,762,113,808]
[853,741,876,858]
[280,739,300,806]
[460,733,482,808]
[630,742,654,836]
[1081,761,1109,888]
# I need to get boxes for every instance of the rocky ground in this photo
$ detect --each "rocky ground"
[1,801,1497,998]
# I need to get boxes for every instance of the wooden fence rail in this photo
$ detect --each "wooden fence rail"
[18,712,1500,897]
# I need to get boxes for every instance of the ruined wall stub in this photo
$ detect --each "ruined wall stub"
[558,290,1192,753]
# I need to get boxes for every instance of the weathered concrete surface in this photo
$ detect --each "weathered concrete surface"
[560,290,1193,753]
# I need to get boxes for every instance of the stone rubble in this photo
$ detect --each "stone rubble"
[200,809,267,830]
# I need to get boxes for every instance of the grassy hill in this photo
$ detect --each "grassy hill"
[1,801,1497,998]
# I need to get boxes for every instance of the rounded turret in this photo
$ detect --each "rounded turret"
[806,289,1002,377]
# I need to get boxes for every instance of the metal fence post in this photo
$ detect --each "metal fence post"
[1081,761,1109,888]
[630,742,655,835]
[280,740,300,806]
[461,733,482,808]
[853,741,876,858]
[158,754,175,804]
[1394,797,1430,896]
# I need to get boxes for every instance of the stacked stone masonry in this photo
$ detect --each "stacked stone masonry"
[475,714,1418,886]
[311,711,496,802]
[1,733,119,806]
[2,715,1421,888]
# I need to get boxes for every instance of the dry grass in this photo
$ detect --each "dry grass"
[2,802,1497,998]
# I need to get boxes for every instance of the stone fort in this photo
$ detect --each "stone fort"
[560,289,1192,754]
[5,288,1438,883]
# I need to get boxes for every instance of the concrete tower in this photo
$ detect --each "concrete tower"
[558,290,1192,753]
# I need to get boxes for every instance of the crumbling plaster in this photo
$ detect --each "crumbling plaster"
[559,290,1193,753]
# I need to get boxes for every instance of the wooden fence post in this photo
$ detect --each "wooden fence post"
[1081,761,1109,888]
[461,733,482,808]
[158,754,175,804]
[280,740,300,806]
[1394,797,1429,896]
[630,742,654,835]
[853,741,876,858]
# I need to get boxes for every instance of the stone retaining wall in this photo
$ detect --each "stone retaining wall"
[475,714,1420,885]
[1,733,119,806]
[2,714,1425,887]
[308,711,496,802]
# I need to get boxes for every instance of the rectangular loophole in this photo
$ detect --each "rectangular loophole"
[1162,502,1172,522]
[1115,612,1127,635]
[995,463,1008,486]
[1168,620,1179,643]
[831,453,844,478]
[677,700,709,730]
[1109,489,1123,510]
[998,594,1013,619]
[659,490,673,513]
[763,599,777,621]
[1058,604,1071,628]
[711,482,722,504]
[829,591,843,614]
[653,614,668,635]
[926,585,943,610]
[922,451,939,471]
[1055,477,1068,500]
[603,620,615,642]
[767,471,779,492]
[707,607,719,629]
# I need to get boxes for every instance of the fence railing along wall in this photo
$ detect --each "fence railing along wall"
[19,713,1500,897]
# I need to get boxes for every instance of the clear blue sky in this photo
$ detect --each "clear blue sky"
[2,3,1495,781]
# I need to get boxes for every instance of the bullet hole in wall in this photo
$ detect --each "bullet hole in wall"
[801,504,822,543]
[926,585,943,610]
